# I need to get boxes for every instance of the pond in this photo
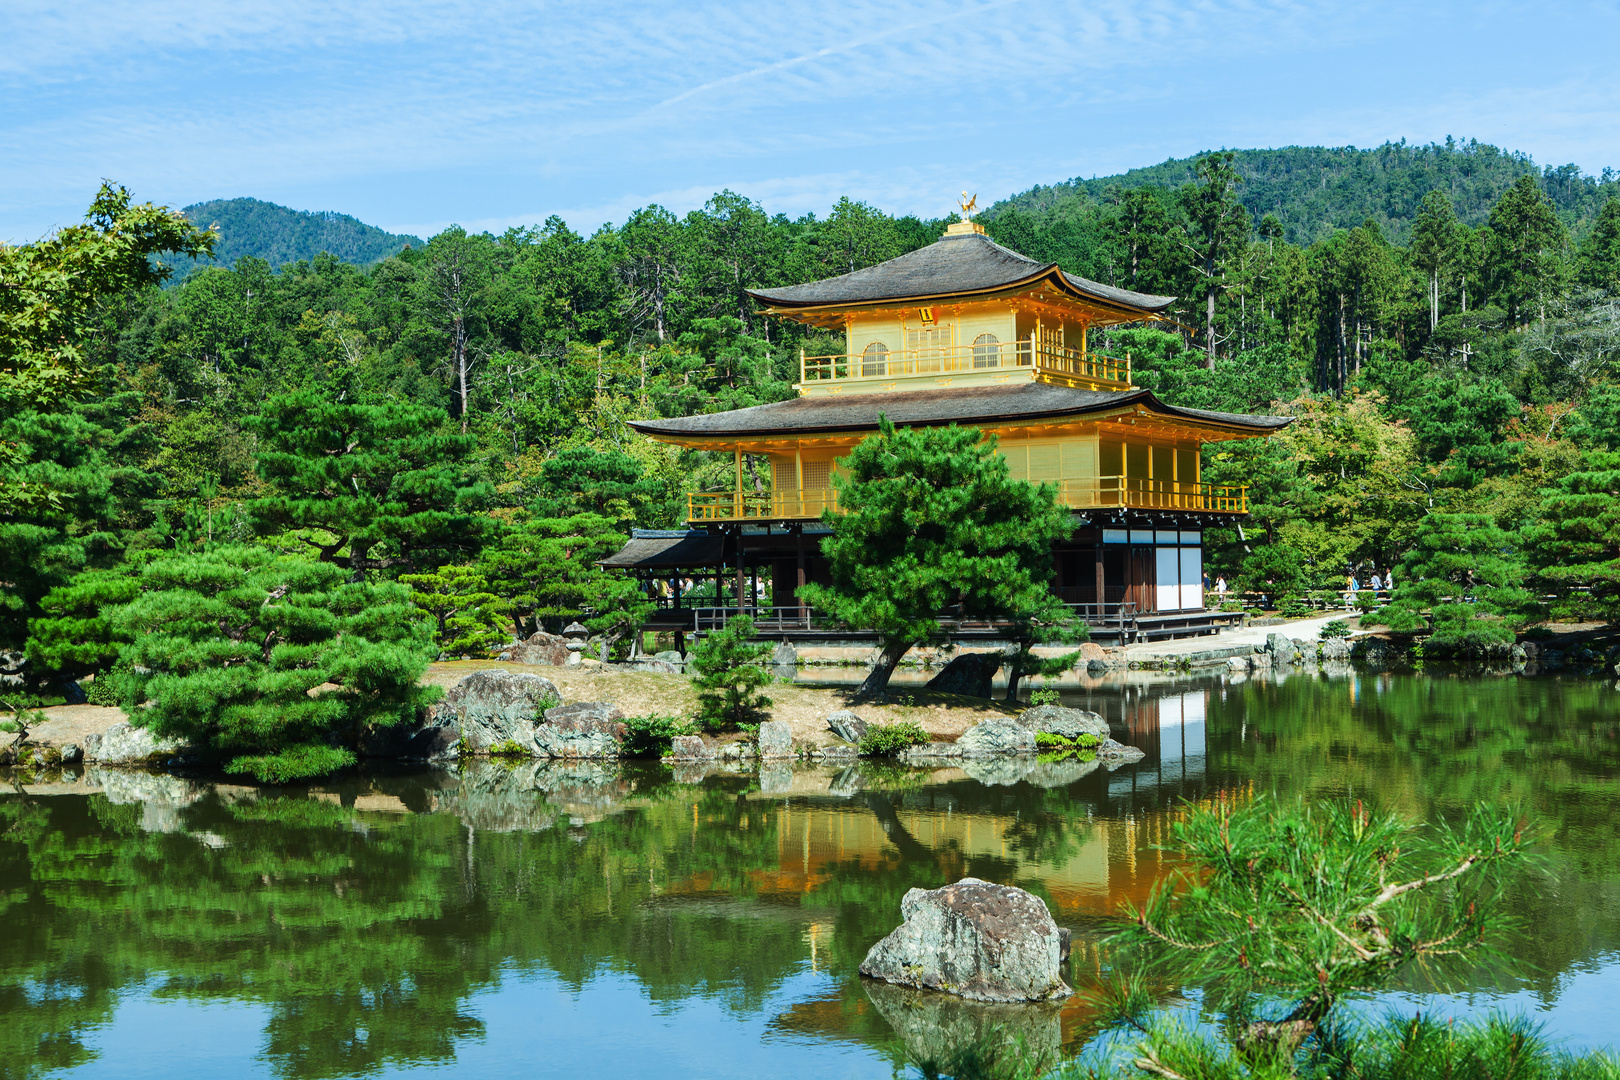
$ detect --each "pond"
[3,671,1618,1079]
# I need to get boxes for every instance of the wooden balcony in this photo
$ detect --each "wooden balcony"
[799,336,1131,391]
[686,477,1247,523]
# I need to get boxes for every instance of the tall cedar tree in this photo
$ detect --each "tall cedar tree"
[247,391,491,573]
[109,545,438,781]
[799,418,1072,699]
[1179,152,1250,365]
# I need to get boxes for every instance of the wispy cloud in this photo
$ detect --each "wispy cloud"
[2,0,1616,243]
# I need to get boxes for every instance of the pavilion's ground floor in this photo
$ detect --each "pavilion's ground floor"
[601,510,1237,643]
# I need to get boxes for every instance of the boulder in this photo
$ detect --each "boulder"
[955,718,1036,756]
[1321,636,1351,662]
[924,651,1004,699]
[1078,641,1108,662]
[859,878,1072,1002]
[1015,704,1109,741]
[433,670,562,753]
[533,702,626,759]
[59,742,84,765]
[1266,632,1296,665]
[82,722,182,765]
[497,630,572,666]
[770,641,798,680]
[826,710,869,744]
[757,719,794,758]
[1096,738,1146,764]
[625,659,681,674]
[666,734,711,760]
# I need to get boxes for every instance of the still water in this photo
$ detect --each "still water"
[3,671,1618,1079]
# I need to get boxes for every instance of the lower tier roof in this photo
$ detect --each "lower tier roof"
[628,382,1291,441]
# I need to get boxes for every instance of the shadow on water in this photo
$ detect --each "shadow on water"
[3,670,1619,1077]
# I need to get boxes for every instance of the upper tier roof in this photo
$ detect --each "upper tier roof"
[746,230,1175,316]
[628,382,1291,441]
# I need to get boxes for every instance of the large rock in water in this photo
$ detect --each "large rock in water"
[533,702,625,759]
[82,723,182,765]
[955,718,1036,756]
[1015,705,1109,741]
[860,878,1072,1002]
[756,720,793,758]
[435,669,561,752]
[924,651,1004,698]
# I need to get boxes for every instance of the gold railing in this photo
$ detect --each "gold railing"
[800,336,1130,389]
[688,488,842,522]
[1055,477,1248,514]
[685,477,1246,522]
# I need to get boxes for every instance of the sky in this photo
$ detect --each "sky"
[4,0,1620,244]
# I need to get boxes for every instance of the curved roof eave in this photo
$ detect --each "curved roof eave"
[747,266,1176,319]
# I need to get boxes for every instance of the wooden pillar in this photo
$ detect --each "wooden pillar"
[795,442,803,517]
[795,525,807,616]
[735,527,745,616]
[734,448,743,519]
[1094,544,1106,614]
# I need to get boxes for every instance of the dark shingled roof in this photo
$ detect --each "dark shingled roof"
[628,382,1292,440]
[598,531,725,568]
[747,231,1175,314]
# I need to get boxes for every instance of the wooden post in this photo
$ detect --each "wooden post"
[795,442,803,518]
[734,448,743,519]
[1094,544,1106,616]
[795,525,807,617]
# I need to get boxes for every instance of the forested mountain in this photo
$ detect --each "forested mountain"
[991,140,1620,245]
[175,197,423,272]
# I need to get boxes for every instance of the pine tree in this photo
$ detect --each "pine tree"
[1106,797,1532,1064]
[687,614,773,732]
[1485,175,1568,327]
[109,545,437,781]
[398,564,509,657]
[246,391,491,573]
[798,418,1073,699]
[1524,451,1620,624]
[478,513,643,637]
[1362,513,1532,650]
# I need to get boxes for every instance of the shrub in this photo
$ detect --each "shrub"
[621,714,696,757]
[688,616,774,732]
[1035,731,1099,749]
[858,721,930,756]
[1028,687,1061,707]
[1279,595,1312,619]
[488,739,528,758]
[1319,619,1351,640]
[84,657,132,707]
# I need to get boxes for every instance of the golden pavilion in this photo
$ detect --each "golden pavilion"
[606,218,1289,641]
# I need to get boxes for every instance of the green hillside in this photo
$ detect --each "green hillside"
[991,139,1618,244]
[177,197,424,272]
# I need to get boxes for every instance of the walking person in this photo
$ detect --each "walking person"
[1346,571,1359,611]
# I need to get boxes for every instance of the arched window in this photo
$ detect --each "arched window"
[972,332,1000,369]
[861,341,889,377]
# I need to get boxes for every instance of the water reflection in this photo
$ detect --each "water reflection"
[3,671,1618,1078]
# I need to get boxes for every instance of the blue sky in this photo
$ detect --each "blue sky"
[4,0,1619,244]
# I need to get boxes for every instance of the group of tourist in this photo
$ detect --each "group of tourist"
[1345,568,1395,609]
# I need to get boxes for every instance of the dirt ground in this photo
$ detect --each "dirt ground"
[424,660,1020,747]
[18,705,128,749]
[13,662,1021,752]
